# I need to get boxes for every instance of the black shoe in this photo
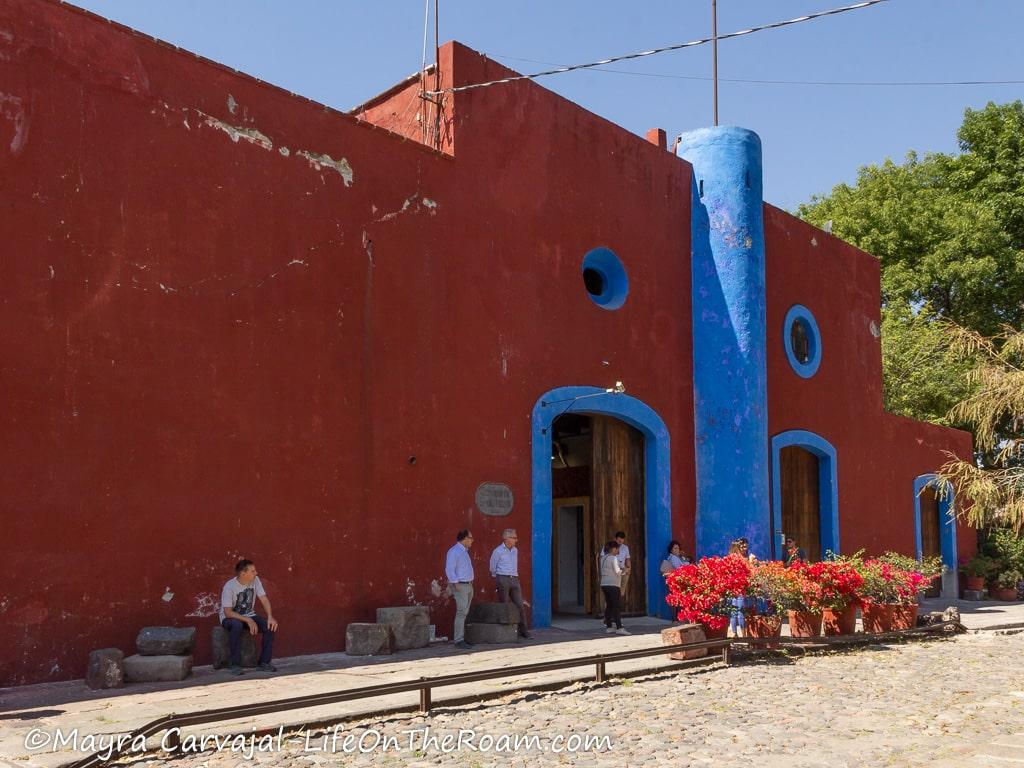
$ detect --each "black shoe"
[258,662,277,672]
[519,632,533,640]
[228,666,244,676]
[454,640,473,649]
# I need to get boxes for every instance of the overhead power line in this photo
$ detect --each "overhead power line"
[489,53,1024,88]
[426,0,892,95]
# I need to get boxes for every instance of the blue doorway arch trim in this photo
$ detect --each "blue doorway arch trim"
[770,430,840,560]
[532,386,672,627]
[913,474,957,572]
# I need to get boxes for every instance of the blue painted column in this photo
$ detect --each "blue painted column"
[679,127,770,559]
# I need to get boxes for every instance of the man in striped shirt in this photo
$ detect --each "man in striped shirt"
[489,528,531,639]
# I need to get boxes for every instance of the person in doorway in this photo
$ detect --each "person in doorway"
[726,540,749,639]
[220,559,278,675]
[660,540,690,574]
[445,529,475,649]
[614,531,632,600]
[783,537,807,566]
[600,541,629,634]
[489,528,531,639]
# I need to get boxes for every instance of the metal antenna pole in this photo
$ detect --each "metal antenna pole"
[434,0,441,150]
[712,0,719,126]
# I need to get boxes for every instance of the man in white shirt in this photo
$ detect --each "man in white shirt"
[614,531,632,602]
[444,529,475,649]
[220,559,278,675]
[489,528,531,639]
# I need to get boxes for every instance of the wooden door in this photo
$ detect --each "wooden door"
[919,486,941,559]
[780,446,821,562]
[591,416,646,615]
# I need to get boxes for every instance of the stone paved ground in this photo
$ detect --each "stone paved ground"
[122,632,1024,768]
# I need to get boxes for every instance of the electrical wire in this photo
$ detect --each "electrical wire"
[426,0,892,95]
[489,53,1024,88]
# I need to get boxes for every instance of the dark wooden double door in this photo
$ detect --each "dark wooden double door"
[552,416,646,616]
[779,446,822,562]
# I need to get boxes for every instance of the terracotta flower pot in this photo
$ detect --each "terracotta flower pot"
[701,622,729,640]
[746,615,782,649]
[891,604,919,631]
[822,604,857,636]
[787,609,822,638]
[861,603,895,633]
[990,587,1019,601]
[965,575,986,591]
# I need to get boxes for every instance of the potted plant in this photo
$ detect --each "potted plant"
[990,568,1023,601]
[857,559,904,632]
[743,561,796,648]
[961,555,998,591]
[785,563,825,637]
[664,556,750,639]
[812,559,865,635]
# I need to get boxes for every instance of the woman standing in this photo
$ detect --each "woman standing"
[600,541,629,635]
[660,540,690,574]
[727,539,750,638]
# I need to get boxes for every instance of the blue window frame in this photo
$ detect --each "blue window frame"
[783,304,821,378]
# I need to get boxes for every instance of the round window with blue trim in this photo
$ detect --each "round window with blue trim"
[581,247,628,310]
[783,305,821,378]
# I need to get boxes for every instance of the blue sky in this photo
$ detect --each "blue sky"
[68,0,1022,210]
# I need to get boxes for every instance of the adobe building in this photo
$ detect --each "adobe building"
[0,0,972,685]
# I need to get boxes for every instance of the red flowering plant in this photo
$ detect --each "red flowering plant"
[796,560,865,612]
[858,558,928,606]
[665,555,750,630]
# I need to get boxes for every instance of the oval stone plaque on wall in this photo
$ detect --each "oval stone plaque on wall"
[475,483,514,517]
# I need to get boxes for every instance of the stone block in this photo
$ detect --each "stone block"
[467,602,520,626]
[661,623,709,660]
[465,622,519,644]
[963,590,986,602]
[346,623,394,656]
[942,606,962,625]
[123,654,192,683]
[376,606,430,650]
[136,626,196,656]
[210,626,259,668]
[86,648,124,690]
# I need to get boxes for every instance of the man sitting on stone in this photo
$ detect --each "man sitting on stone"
[220,559,278,675]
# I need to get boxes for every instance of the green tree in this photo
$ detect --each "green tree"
[798,101,1024,423]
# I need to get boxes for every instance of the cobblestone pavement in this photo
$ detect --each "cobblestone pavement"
[124,632,1024,768]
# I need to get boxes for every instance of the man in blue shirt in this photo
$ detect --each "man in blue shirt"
[445,529,475,649]
[489,528,531,639]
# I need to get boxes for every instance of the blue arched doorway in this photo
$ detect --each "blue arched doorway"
[913,474,958,598]
[532,386,672,627]
[770,430,840,560]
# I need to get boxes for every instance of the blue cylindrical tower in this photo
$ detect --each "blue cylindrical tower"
[679,127,770,559]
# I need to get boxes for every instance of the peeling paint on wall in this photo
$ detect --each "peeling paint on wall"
[196,110,272,151]
[226,94,237,115]
[185,592,220,618]
[161,587,174,602]
[297,150,354,187]
[0,92,28,154]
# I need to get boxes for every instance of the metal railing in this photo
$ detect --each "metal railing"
[63,621,957,768]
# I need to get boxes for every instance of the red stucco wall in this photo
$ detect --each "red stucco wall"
[764,206,974,558]
[0,1,697,685]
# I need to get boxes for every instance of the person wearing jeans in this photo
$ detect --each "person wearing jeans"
[600,541,629,635]
[220,559,278,675]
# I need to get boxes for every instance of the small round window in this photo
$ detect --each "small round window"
[581,247,628,310]
[783,304,821,378]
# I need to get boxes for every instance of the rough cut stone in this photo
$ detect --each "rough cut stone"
[86,648,124,690]
[942,606,962,625]
[346,623,394,656]
[123,654,192,682]
[661,623,709,660]
[376,606,430,650]
[136,626,196,656]
[465,622,519,644]
[210,626,259,668]
[962,590,986,602]
[467,602,520,625]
